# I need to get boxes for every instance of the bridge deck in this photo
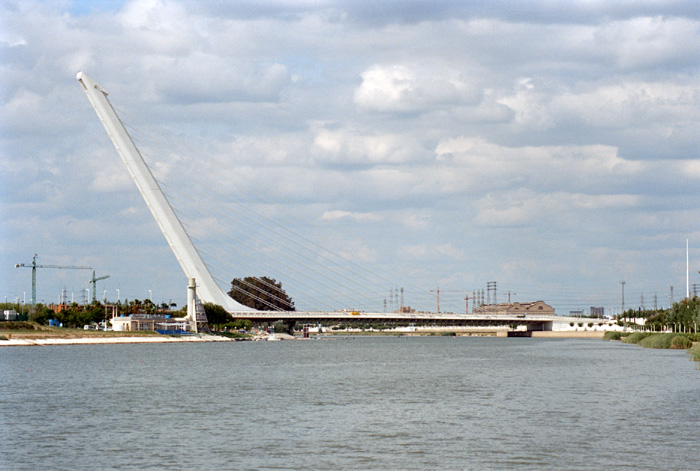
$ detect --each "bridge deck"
[228,310,563,326]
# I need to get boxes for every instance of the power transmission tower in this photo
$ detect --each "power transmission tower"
[486,281,497,304]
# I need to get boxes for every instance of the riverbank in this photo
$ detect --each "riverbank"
[602,331,700,364]
[0,333,235,347]
[0,321,244,346]
[1,325,609,346]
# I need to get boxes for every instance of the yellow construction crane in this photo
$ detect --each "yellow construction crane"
[15,254,92,305]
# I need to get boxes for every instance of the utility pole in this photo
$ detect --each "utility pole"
[430,288,465,314]
[653,292,658,310]
[620,281,626,314]
[686,239,690,299]
[430,287,441,314]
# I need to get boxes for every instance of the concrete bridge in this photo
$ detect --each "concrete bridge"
[230,310,560,330]
[229,310,621,333]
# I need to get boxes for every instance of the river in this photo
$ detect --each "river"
[1,336,698,470]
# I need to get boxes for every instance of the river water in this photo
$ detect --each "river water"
[1,336,699,470]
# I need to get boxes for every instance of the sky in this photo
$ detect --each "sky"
[1,0,699,315]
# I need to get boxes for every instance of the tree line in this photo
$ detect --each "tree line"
[618,296,700,333]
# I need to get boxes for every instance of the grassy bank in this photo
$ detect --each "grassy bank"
[604,331,700,364]
[618,332,697,349]
[0,321,161,340]
[621,332,651,344]
[689,343,700,362]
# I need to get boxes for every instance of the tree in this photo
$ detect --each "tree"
[228,276,295,311]
[273,319,296,335]
[203,303,231,328]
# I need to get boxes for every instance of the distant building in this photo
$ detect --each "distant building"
[473,301,555,316]
[111,313,190,332]
[590,306,605,317]
[569,310,584,316]
[111,279,208,333]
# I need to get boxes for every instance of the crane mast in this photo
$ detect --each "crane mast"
[89,270,111,302]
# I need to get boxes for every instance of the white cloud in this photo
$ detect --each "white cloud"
[320,210,383,223]
[155,57,291,103]
[595,16,700,70]
[474,189,640,228]
[311,126,423,165]
[436,243,466,260]
[353,64,482,112]
[551,81,699,129]
[435,137,643,193]
[683,161,700,179]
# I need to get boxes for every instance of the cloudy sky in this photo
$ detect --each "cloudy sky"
[1,0,699,315]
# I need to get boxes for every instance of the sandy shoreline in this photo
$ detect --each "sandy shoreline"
[0,334,236,347]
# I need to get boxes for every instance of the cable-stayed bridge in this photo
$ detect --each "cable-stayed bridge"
[79,71,443,316]
[77,71,612,330]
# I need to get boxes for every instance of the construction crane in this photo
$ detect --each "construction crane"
[15,254,92,305]
[429,287,465,314]
[89,270,110,302]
